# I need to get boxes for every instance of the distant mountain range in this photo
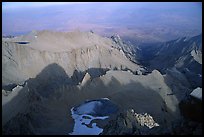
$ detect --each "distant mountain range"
[138,34,202,88]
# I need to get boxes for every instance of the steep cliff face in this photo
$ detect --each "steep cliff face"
[146,34,202,88]
[2,31,143,134]
[111,34,142,64]
[149,34,202,71]
[2,31,140,85]
[2,31,200,135]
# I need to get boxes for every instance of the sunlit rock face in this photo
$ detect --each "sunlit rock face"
[190,87,202,100]
[2,31,202,135]
[2,30,141,86]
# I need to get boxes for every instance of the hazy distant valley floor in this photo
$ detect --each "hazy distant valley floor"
[2,31,202,135]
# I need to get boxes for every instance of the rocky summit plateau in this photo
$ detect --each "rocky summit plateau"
[2,30,202,135]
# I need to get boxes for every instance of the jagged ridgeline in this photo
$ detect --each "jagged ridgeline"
[2,31,202,135]
[2,30,143,85]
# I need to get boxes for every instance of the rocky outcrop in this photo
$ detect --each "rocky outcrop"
[111,34,142,64]
[2,82,30,126]
[2,30,201,135]
[101,107,202,135]
[133,111,159,129]
[190,87,202,100]
[101,109,162,135]
[2,31,141,86]
[80,72,91,87]
[2,31,143,135]
[149,34,202,72]
[144,34,202,88]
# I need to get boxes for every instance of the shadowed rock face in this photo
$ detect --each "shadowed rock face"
[139,34,202,88]
[149,35,202,72]
[27,63,72,98]
[73,98,118,116]
[2,84,17,91]
[2,63,181,135]
[2,31,202,135]
[2,31,140,135]
[3,63,114,134]
[101,109,162,135]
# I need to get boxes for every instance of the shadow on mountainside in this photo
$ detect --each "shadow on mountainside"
[3,63,186,135]
[2,63,112,134]
[71,68,109,85]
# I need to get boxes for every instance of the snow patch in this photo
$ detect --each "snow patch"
[190,87,202,100]
[102,98,109,100]
[69,107,109,135]
[69,98,113,135]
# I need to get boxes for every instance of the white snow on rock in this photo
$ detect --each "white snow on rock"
[69,108,108,135]
[101,98,109,100]
[190,87,202,100]
[69,100,109,135]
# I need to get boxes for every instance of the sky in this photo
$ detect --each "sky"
[2,2,89,9]
[2,2,202,43]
